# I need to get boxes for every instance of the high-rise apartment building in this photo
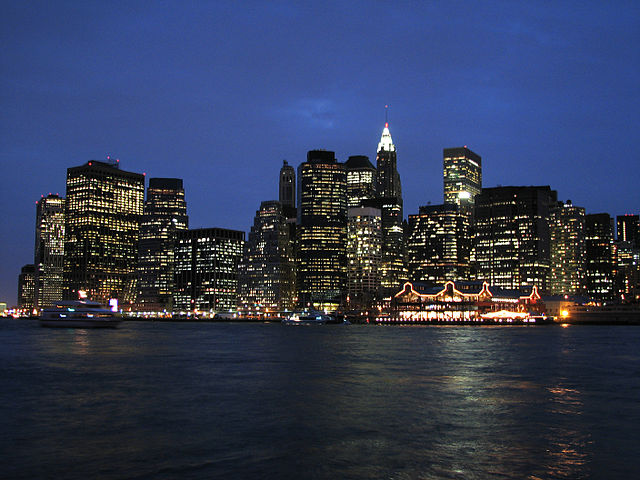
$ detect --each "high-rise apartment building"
[137,178,188,311]
[548,201,586,295]
[443,147,482,216]
[615,240,639,302]
[474,186,557,291]
[407,204,470,284]
[345,155,377,209]
[376,122,406,294]
[173,228,244,313]
[18,264,36,311]
[297,150,347,309]
[347,206,382,308]
[63,159,144,304]
[617,214,639,246]
[239,201,295,313]
[34,194,65,308]
[584,213,616,301]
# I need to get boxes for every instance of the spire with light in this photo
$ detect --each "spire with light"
[377,105,395,153]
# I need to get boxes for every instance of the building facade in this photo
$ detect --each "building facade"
[584,213,616,301]
[279,160,296,209]
[137,178,188,311]
[548,201,586,295]
[375,122,406,294]
[63,159,144,304]
[617,214,639,245]
[239,201,295,313]
[443,147,482,216]
[407,204,470,284]
[345,155,377,209]
[173,228,244,313]
[34,194,65,309]
[18,264,36,311]
[297,150,347,309]
[474,186,557,291]
[347,206,382,308]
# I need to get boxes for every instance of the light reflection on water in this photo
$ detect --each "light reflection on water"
[1,321,639,479]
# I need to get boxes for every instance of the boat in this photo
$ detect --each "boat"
[282,310,333,325]
[39,300,122,328]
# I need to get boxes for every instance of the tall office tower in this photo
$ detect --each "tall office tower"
[347,206,382,308]
[345,155,377,208]
[617,214,639,246]
[443,147,482,216]
[375,122,406,294]
[34,194,65,308]
[584,213,616,301]
[474,186,557,291]
[279,160,296,209]
[18,264,36,311]
[63,159,144,304]
[297,150,347,309]
[173,228,244,313]
[548,201,586,295]
[615,240,639,301]
[406,204,471,284]
[239,201,295,312]
[137,178,188,311]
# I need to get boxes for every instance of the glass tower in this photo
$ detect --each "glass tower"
[443,147,482,216]
[137,178,188,311]
[34,194,65,309]
[548,201,586,295]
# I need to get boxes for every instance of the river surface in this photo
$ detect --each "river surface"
[2,320,639,479]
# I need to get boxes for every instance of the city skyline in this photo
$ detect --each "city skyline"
[2,2,639,304]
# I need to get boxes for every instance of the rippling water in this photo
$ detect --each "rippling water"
[2,320,639,479]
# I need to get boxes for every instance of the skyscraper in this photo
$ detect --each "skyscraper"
[474,186,557,291]
[407,204,470,284]
[347,205,382,308]
[34,194,65,309]
[584,213,616,301]
[375,121,406,294]
[63,159,144,304]
[239,201,295,313]
[345,155,377,209]
[443,147,482,216]
[548,201,586,295]
[18,264,36,311]
[173,227,244,313]
[297,150,347,309]
[617,214,639,246]
[279,160,296,209]
[137,178,188,311]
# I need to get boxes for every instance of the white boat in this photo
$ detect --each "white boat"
[39,300,122,328]
[282,311,332,325]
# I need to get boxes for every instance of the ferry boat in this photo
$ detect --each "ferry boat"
[282,311,333,325]
[39,300,122,328]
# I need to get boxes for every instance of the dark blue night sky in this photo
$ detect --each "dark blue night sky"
[1,1,638,304]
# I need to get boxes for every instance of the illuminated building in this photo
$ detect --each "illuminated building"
[474,186,557,291]
[345,155,377,208]
[376,122,406,294]
[173,228,244,313]
[239,201,295,313]
[34,194,65,308]
[615,240,639,302]
[443,147,482,216]
[279,160,295,209]
[63,159,144,304]
[297,150,347,309]
[548,201,585,295]
[386,280,545,324]
[617,214,639,246]
[407,204,470,284]
[18,264,36,311]
[584,213,616,301]
[347,206,382,308]
[137,178,188,311]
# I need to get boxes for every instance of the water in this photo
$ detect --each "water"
[2,320,639,479]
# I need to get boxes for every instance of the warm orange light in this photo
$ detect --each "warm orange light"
[560,309,569,318]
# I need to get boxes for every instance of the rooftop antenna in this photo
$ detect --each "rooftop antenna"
[385,105,389,126]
